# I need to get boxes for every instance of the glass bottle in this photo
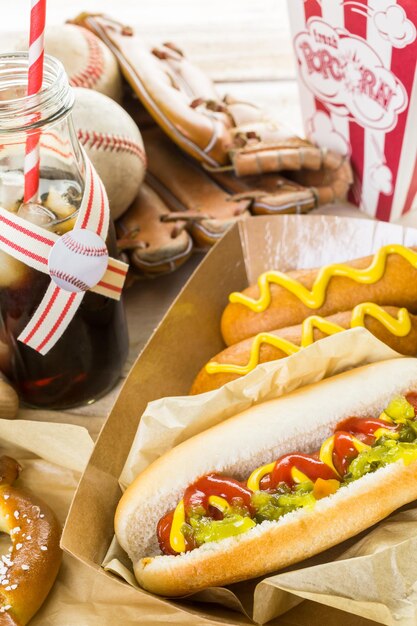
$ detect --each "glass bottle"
[0,53,129,409]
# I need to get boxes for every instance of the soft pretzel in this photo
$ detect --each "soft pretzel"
[0,456,61,625]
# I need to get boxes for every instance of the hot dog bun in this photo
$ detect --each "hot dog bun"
[116,358,417,596]
[191,306,417,394]
[221,246,417,345]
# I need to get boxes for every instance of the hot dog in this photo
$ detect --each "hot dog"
[221,244,417,346]
[116,358,417,596]
[191,304,417,394]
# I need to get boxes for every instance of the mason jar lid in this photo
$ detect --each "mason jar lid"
[0,53,74,135]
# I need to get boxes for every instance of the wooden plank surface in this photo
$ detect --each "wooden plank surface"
[0,0,295,81]
[0,2,304,151]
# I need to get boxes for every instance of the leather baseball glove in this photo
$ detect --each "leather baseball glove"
[143,127,320,246]
[71,13,353,275]
[116,127,322,264]
[116,183,193,278]
[71,13,352,187]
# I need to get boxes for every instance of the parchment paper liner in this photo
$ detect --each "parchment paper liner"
[104,329,417,625]
[0,420,206,626]
[0,418,92,624]
[58,214,417,626]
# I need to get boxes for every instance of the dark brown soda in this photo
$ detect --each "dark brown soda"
[0,223,129,409]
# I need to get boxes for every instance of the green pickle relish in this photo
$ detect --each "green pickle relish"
[180,395,417,549]
[185,513,256,546]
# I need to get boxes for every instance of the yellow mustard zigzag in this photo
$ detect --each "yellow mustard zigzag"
[228,244,417,313]
[206,303,411,376]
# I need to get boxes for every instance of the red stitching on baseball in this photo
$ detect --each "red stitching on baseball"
[69,27,105,89]
[62,233,107,257]
[77,129,147,165]
[49,269,90,292]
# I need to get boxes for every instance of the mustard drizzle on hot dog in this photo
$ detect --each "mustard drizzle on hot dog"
[206,303,411,376]
[159,394,417,555]
[228,244,417,313]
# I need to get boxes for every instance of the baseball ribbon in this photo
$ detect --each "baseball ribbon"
[0,150,128,355]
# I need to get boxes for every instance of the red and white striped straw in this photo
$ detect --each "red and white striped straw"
[23,0,46,203]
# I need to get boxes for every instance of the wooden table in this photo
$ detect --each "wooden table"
[1,0,301,134]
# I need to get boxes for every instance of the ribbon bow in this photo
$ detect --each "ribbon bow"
[0,152,128,355]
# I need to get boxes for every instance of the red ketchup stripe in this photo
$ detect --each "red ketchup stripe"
[36,292,78,353]
[21,286,61,344]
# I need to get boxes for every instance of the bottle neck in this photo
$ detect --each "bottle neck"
[0,53,84,231]
[0,53,74,135]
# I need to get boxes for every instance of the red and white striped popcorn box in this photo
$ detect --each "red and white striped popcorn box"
[287,0,417,222]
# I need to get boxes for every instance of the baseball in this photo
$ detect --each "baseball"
[3,24,123,103]
[72,88,147,220]
[48,230,109,293]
